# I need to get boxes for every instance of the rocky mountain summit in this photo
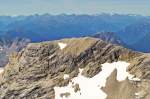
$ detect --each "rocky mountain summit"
[0,37,150,99]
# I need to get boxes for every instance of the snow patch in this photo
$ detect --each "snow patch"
[54,67,107,99]
[114,62,140,81]
[135,92,140,96]
[54,61,140,99]
[135,92,144,99]
[64,74,70,80]
[58,43,67,50]
[128,75,141,82]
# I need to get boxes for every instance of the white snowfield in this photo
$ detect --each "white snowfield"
[54,61,140,99]
[58,43,67,50]
[0,68,4,74]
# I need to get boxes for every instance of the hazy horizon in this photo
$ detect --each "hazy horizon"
[0,0,150,16]
[0,13,149,17]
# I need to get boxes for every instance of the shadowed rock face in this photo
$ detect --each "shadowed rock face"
[0,37,150,99]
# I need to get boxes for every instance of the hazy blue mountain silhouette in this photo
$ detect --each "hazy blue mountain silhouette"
[0,14,150,52]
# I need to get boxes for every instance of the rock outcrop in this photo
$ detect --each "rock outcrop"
[0,37,150,99]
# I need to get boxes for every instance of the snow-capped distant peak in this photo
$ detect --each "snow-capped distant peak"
[58,42,67,50]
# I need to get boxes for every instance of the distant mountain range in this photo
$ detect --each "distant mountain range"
[117,19,150,52]
[131,33,150,52]
[90,32,124,45]
[0,37,30,67]
[117,19,150,44]
[0,13,150,53]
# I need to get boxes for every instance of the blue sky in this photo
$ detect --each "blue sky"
[0,0,150,16]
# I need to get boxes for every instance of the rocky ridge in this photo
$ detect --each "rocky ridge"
[0,37,150,99]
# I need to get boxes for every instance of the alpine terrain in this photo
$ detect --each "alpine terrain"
[0,37,150,99]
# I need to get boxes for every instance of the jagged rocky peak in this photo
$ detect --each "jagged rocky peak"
[0,37,150,99]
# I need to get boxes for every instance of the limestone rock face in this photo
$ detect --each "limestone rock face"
[0,37,150,99]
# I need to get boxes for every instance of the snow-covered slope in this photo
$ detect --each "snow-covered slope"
[54,61,140,99]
